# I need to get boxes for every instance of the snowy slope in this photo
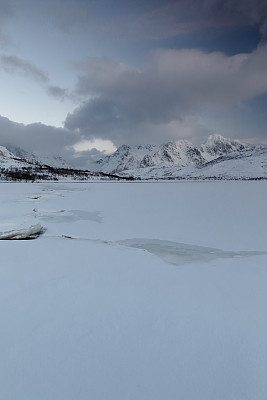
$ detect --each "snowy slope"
[94,144,158,173]
[194,148,267,179]
[5,145,70,168]
[0,145,34,170]
[121,148,267,180]
[142,140,205,168]
[0,145,17,159]
[0,145,130,181]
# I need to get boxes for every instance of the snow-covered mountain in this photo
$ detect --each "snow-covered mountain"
[120,148,267,180]
[0,145,17,159]
[92,135,266,180]
[0,145,33,170]
[5,145,70,168]
[94,144,158,173]
[0,145,131,182]
[199,134,255,161]
[92,135,258,174]
[141,141,206,168]
[1,136,266,181]
[93,140,207,174]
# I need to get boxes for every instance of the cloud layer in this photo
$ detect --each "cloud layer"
[65,44,267,145]
[0,115,77,159]
[133,0,267,39]
[0,55,49,82]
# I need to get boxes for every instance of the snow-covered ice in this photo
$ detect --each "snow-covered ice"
[1,181,267,400]
[0,223,43,240]
[118,238,267,266]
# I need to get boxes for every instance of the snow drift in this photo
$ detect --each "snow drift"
[0,223,44,240]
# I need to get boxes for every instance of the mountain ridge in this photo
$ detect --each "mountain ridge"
[0,145,131,182]
[1,135,266,181]
[92,134,260,174]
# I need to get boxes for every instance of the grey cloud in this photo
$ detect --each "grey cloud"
[65,45,267,145]
[133,0,267,40]
[66,97,130,133]
[42,0,141,33]
[0,28,12,48]
[45,0,96,32]
[47,86,71,101]
[0,55,49,83]
[228,0,267,35]
[0,0,13,20]
[0,54,73,102]
[0,113,111,168]
[71,148,108,170]
[35,0,122,36]
[0,114,81,165]
[40,0,267,42]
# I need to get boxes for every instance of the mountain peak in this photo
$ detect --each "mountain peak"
[200,134,253,161]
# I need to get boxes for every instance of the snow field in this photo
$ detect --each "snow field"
[0,181,267,400]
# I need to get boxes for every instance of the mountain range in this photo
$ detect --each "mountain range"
[92,135,257,173]
[0,135,266,181]
[91,134,267,180]
[0,145,130,182]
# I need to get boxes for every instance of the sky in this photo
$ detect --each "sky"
[0,0,267,168]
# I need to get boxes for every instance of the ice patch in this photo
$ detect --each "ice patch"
[0,223,44,240]
[117,238,267,266]
[37,209,102,224]
[58,235,267,266]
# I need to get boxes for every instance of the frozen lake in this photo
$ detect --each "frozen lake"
[0,181,267,400]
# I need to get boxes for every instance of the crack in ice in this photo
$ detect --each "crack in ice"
[117,238,267,266]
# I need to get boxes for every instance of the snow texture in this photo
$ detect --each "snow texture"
[0,223,44,240]
[1,181,267,400]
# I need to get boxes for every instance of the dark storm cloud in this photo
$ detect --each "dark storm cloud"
[0,114,81,164]
[40,0,267,40]
[64,44,267,144]
[133,0,267,40]
[228,0,267,35]
[0,114,111,168]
